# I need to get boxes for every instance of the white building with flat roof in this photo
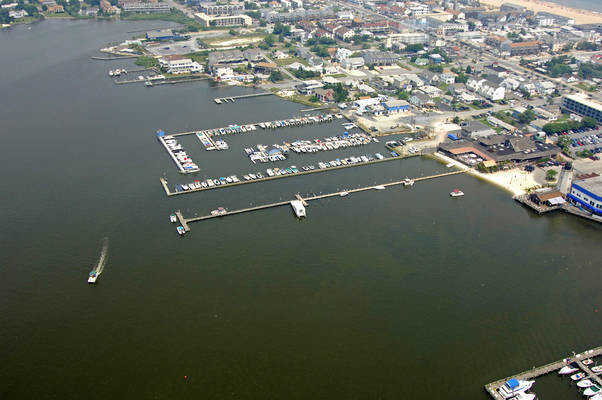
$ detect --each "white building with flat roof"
[562,94,602,123]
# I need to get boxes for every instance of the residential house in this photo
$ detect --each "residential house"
[363,51,400,66]
[461,120,496,139]
[314,88,335,102]
[419,70,440,86]
[341,57,365,69]
[382,99,410,113]
[409,92,434,107]
[440,72,456,84]
[335,48,353,62]
[535,81,555,95]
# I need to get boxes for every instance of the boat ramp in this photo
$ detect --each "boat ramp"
[484,345,602,399]
[173,170,465,232]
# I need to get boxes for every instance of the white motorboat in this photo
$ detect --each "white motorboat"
[290,200,306,218]
[583,359,594,365]
[403,178,414,187]
[374,185,386,190]
[559,362,580,375]
[509,392,536,400]
[591,366,602,373]
[177,226,186,236]
[571,372,586,381]
[498,379,535,399]
[578,379,595,388]
[169,214,177,223]
[446,162,454,168]
[339,191,349,197]
[450,188,464,197]
[584,386,601,396]
[88,271,98,284]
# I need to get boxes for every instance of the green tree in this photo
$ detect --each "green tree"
[546,169,558,181]
[517,109,535,124]
[452,116,461,124]
[269,70,283,82]
[465,65,472,74]
[405,43,424,53]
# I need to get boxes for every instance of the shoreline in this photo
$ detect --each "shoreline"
[479,0,602,24]
[430,152,542,197]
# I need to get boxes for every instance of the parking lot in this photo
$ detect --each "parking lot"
[560,127,602,156]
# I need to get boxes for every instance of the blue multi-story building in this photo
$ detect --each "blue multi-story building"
[567,174,602,215]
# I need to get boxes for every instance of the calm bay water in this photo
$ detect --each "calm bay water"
[1,20,601,400]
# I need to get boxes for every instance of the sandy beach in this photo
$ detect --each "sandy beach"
[479,0,602,24]
[432,153,541,196]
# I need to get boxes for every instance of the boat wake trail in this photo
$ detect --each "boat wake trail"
[93,237,109,276]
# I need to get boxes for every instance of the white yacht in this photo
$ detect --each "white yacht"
[169,214,177,223]
[374,185,386,190]
[88,271,98,284]
[559,362,580,375]
[510,393,536,400]
[403,178,414,187]
[290,200,306,218]
[584,386,601,397]
[578,379,595,388]
[571,372,586,381]
[591,366,602,373]
[498,379,535,399]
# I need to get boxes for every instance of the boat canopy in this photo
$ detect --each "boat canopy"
[157,130,165,137]
[506,379,519,389]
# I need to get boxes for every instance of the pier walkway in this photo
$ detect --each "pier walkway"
[484,346,602,399]
[160,154,419,196]
[176,170,465,230]
[214,92,273,104]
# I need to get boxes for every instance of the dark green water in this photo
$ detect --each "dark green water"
[1,20,601,400]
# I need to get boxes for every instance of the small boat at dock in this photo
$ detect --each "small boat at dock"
[497,379,535,399]
[169,214,177,223]
[374,185,386,190]
[583,359,594,365]
[446,162,454,168]
[559,362,580,375]
[403,178,414,187]
[584,385,601,396]
[591,366,602,373]
[579,379,595,388]
[176,226,186,236]
[290,200,306,218]
[450,189,464,197]
[340,191,349,197]
[571,372,586,381]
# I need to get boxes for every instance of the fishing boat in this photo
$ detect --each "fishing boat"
[559,362,580,375]
[176,226,185,236]
[579,380,595,388]
[584,386,601,396]
[571,372,586,381]
[169,214,177,223]
[450,189,464,197]
[498,379,535,399]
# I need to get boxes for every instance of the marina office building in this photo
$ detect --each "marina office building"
[567,173,602,215]
[562,94,602,123]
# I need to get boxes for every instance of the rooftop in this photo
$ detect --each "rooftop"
[574,174,602,195]
[565,94,602,113]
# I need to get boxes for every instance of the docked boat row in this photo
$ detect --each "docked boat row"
[317,153,385,169]
[196,131,230,151]
[175,176,241,192]
[192,113,343,140]
[559,360,602,398]
[108,68,127,77]
[157,131,199,173]
[245,132,372,163]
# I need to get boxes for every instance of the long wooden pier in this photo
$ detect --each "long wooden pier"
[484,346,602,399]
[175,170,466,231]
[214,92,274,104]
[160,154,419,196]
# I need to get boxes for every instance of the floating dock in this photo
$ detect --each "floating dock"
[214,92,274,104]
[174,170,466,231]
[484,346,602,399]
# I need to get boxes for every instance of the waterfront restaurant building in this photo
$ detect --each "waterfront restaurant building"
[567,173,602,215]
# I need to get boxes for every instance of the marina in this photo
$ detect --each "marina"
[484,346,602,400]
[171,170,466,233]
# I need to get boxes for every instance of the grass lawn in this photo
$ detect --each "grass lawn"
[274,57,309,67]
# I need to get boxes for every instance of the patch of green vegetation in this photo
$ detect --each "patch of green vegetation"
[274,57,308,67]
[135,56,159,68]
[120,9,204,32]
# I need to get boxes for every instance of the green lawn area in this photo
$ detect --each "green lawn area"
[274,57,309,67]
[325,73,346,78]
[575,83,599,92]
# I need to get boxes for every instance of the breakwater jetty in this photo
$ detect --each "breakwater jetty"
[484,346,602,399]
[173,170,466,232]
